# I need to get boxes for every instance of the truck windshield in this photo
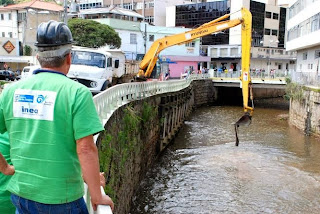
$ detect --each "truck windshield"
[71,51,106,68]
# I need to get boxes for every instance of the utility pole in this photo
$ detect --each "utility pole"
[63,0,68,24]
[144,23,147,54]
[143,0,145,22]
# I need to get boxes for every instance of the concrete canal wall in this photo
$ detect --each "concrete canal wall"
[289,89,320,137]
[97,79,215,214]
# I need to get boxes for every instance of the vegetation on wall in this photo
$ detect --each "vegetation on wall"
[284,78,304,101]
[98,102,157,204]
[285,78,320,101]
[68,18,121,48]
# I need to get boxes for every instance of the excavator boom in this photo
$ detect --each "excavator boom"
[138,7,254,116]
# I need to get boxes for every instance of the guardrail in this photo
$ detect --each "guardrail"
[89,74,209,214]
[211,70,290,79]
[291,71,320,88]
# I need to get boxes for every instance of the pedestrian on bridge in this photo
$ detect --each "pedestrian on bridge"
[0,20,113,213]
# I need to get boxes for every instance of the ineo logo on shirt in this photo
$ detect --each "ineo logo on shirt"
[37,95,46,103]
[21,106,38,114]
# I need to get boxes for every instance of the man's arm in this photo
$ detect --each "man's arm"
[0,153,14,175]
[76,135,114,211]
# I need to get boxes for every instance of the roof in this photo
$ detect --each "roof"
[3,0,63,12]
[79,6,144,19]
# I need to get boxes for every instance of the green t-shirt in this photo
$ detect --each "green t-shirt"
[0,71,104,204]
[0,132,15,214]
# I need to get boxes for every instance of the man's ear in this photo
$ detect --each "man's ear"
[66,52,72,65]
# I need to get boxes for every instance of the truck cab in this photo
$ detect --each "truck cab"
[67,47,114,94]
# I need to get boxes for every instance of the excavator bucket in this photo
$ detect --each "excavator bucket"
[234,112,252,146]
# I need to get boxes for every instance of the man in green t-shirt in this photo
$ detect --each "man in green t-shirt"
[0,20,113,213]
[0,132,15,214]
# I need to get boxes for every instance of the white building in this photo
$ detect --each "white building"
[286,0,320,85]
[79,0,199,26]
[0,0,63,70]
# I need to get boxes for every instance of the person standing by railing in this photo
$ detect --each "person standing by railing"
[0,132,15,214]
[0,20,113,213]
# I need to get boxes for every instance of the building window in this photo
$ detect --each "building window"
[136,2,143,9]
[310,64,313,69]
[220,48,228,56]
[265,11,271,19]
[302,52,308,60]
[149,34,154,42]
[278,64,282,70]
[311,15,319,32]
[273,13,279,20]
[145,16,154,24]
[185,41,195,47]
[264,29,271,35]
[18,13,26,22]
[0,14,4,20]
[1,32,4,37]
[272,30,278,36]
[8,32,12,38]
[288,11,320,41]
[123,3,133,10]
[8,13,11,20]
[315,50,320,58]
[130,33,137,44]
[230,48,238,56]
[211,48,218,57]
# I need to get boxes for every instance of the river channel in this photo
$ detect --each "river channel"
[131,106,320,214]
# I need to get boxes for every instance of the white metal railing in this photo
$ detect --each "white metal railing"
[211,70,290,79]
[88,74,209,214]
[291,71,320,87]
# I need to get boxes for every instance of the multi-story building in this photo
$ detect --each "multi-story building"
[0,0,63,70]
[286,0,320,85]
[79,0,187,26]
[167,0,296,75]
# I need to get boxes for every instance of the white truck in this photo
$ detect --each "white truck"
[67,46,133,94]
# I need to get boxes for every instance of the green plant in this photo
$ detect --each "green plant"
[23,45,32,56]
[285,77,291,84]
[284,82,304,101]
[98,102,158,205]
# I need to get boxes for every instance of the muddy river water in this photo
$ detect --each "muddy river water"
[131,106,320,214]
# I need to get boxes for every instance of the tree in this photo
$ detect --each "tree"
[23,45,32,56]
[0,0,14,6]
[68,18,121,48]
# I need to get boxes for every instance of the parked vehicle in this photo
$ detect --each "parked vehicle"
[0,70,14,81]
[20,65,41,80]
[67,46,134,94]
[7,70,16,81]
[0,70,7,80]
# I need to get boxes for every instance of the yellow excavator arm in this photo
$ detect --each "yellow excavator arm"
[138,7,253,116]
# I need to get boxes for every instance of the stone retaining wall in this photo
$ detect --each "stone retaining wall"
[97,79,214,214]
[289,89,320,137]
